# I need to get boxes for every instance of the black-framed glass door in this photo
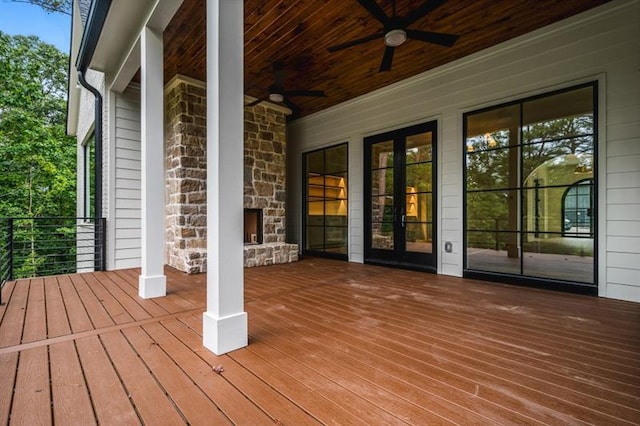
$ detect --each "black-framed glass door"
[364,121,437,270]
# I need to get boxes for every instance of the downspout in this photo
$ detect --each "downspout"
[75,0,112,270]
[76,71,103,224]
[76,72,106,269]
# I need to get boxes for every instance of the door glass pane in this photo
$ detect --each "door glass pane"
[371,140,394,168]
[370,140,395,252]
[407,193,432,222]
[306,226,323,250]
[406,223,432,253]
[406,133,432,163]
[372,169,394,195]
[372,226,394,250]
[404,131,433,255]
[306,151,324,174]
[325,227,348,254]
[304,144,348,256]
[307,202,324,225]
[371,194,394,251]
[406,163,432,191]
[326,144,348,174]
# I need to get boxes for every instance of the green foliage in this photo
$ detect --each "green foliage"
[0,31,76,218]
[0,31,77,278]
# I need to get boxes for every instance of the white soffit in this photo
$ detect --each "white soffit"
[88,0,183,93]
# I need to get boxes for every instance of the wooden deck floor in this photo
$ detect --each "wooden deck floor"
[1,258,639,425]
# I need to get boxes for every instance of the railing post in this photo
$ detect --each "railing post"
[8,218,13,281]
[100,218,106,271]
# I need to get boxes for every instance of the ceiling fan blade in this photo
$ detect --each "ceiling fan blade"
[357,0,389,25]
[406,29,459,47]
[327,31,385,52]
[283,97,301,115]
[405,0,448,26]
[379,45,395,72]
[246,96,268,107]
[284,90,326,98]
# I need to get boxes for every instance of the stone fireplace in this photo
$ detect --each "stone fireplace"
[244,208,263,244]
[242,102,298,267]
[164,75,297,273]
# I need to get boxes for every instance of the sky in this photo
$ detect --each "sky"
[0,0,71,53]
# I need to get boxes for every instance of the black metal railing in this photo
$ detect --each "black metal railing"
[0,217,106,304]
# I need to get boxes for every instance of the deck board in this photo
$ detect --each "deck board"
[0,353,18,425]
[49,340,96,425]
[58,274,93,333]
[1,258,639,425]
[0,278,28,347]
[10,346,51,425]
[0,279,16,324]
[44,276,71,338]
[22,277,46,343]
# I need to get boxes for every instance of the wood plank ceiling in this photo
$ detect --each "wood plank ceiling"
[163,0,612,119]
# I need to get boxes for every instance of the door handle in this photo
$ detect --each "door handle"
[401,214,406,228]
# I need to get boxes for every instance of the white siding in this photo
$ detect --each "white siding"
[288,0,640,301]
[110,85,142,270]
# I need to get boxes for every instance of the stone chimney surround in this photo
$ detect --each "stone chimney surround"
[164,75,298,273]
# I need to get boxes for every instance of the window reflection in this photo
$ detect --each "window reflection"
[464,84,596,285]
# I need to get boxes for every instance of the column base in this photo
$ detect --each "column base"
[138,274,166,299]
[203,311,248,355]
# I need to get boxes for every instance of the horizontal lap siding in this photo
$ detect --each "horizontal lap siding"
[113,87,142,270]
[287,1,640,301]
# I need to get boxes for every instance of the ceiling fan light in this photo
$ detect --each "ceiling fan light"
[268,93,284,103]
[384,29,407,47]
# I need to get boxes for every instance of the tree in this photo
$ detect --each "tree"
[0,31,77,277]
[7,0,71,15]
[0,31,76,217]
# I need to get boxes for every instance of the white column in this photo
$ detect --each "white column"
[138,26,166,299]
[202,0,247,355]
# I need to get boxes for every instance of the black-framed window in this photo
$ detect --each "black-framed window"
[83,133,95,219]
[463,82,597,294]
[303,143,348,259]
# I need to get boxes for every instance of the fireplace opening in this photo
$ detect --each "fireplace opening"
[244,208,263,245]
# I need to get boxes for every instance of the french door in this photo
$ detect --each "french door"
[364,121,437,271]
